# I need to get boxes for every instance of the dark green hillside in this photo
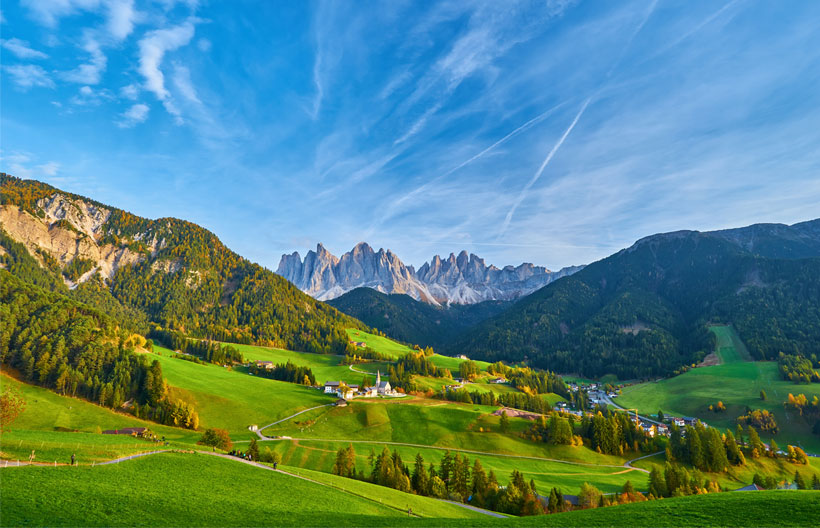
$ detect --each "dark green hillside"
[448,222,820,379]
[1,175,366,354]
[328,287,510,348]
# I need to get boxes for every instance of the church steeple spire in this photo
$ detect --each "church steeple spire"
[376,370,381,385]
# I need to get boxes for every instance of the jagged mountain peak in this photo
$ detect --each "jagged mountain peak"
[276,242,583,305]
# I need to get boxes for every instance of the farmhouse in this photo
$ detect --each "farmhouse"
[324,381,340,394]
[255,361,275,370]
[490,377,507,384]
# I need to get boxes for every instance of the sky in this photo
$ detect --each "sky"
[2,0,819,271]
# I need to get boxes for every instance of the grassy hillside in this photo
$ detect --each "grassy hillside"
[152,347,333,434]
[617,358,820,452]
[0,452,411,527]
[506,491,820,528]
[2,451,818,527]
[264,439,642,494]
[0,372,199,462]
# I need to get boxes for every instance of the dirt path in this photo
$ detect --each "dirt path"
[256,403,335,436]
[623,451,663,473]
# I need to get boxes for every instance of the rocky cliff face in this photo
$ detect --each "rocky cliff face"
[276,243,582,305]
[0,198,145,287]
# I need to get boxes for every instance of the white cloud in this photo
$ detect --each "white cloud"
[197,38,211,52]
[172,64,200,104]
[120,83,139,99]
[37,161,60,176]
[1,37,48,59]
[21,0,136,40]
[62,34,107,84]
[20,0,101,28]
[4,64,55,89]
[117,102,149,128]
[105,0,136,40]
[1,152,60,179]
[138,20,196,121]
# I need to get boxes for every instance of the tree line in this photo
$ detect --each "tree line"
[248,360,316,386]
[0,271,198,429]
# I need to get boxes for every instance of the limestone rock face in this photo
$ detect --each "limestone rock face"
[276,243,583,305]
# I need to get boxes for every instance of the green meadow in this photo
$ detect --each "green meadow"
[618,326,820,452]
[228,342,392,385]
[3,450,817,527]
[265,439,643,494]
[152,346,334,434]
[0,452,412,527]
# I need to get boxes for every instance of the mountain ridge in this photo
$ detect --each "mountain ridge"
[447,218,820,379]
[276,242,582,305]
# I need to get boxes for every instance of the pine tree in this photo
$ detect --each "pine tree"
[248,438,260,461]
[795,470,807,490]
[499,411,510,433]
[648,466,667,498]
[412,453,428,495]
[439,450,453,485]
[811,474,820,490]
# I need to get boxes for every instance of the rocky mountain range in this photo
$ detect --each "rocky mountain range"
[276,242,582,305]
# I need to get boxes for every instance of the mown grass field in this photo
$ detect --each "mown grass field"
[0,372,199,462]
[345,328,415,358]
[0,452,412,527]
[153,346,334,434]
[279,465,490,519]
[266,439,644,494]
[618,326,820,452]
[228,342,392,385]
[505,490,820,528]
[3,451,818,527]
[260,399,631,465]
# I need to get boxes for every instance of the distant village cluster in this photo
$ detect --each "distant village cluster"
[323,370,399,400]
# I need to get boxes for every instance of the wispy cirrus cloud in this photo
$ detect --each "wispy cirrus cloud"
[61,32,107,84]
[4,64,55,89]
[116,102,149,128]
[137,19,197,122]
[1,37,48,59]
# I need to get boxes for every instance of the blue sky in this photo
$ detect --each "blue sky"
[2,0,819,271]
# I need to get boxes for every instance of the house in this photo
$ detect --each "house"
[641,423,655,437]
[683,417,699,426]
[361,386,378,398]
[490,377,507,384]
[324,381,341,394]
[673,417,686,427]
[255,361,275,370]
[656,424,669,435]
[733,483,764,492]
[335,398,348,407]
[349,341,366,348]
[102,427,147,436]
[338,385,357,400]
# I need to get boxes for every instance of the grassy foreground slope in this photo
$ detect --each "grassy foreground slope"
[2,452,818,527]
[508,491,820,528]
[0,453,409,527]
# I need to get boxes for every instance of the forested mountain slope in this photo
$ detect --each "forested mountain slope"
[447,221,820,379]
[0,174,366,354]
[327,287,511,349]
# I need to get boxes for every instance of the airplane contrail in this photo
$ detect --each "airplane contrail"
[499,97,592,236]
[374,99,571,228]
